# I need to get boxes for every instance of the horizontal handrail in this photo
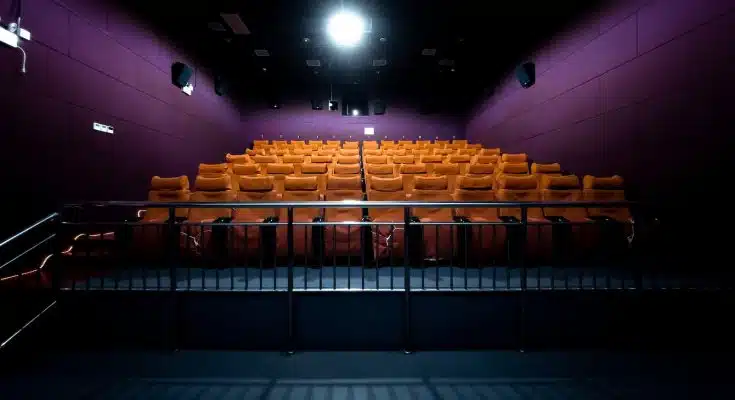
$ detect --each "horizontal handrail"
[66,200,634,209]
[0,212,58,249]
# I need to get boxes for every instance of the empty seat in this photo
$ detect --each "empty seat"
[270,148,288,156]
[231,164,261,191]
[326,140,341,147]
[480,148,501,156]
[325,175,365,258]
[343,141,359,149]
[416,140,431,147]
[446,143,464,150]
[291,148,310,156]
[363,141,379,150]
[253,155,279,170]
[381,140,397,149]
[365,154,389,165]
[134,176,191,258]
[453,139,468,147]
[468,144,483,150]
[400,163,428,192]
[279,176,323,257]
[265,163,295,193]
[232,176,281,261]
[281,154,306,175]
[385,149,407,156]
[307,140,323,151]
[495,174,543,263]
[273,140,288,149]
[199,163,229,175]
[336,154,360,165]
[338,149,359,156]
[398,140,414,147]
[475,154,500,165]
[367,176,407,260]
[497,162,530,176]
[365,163,396,179]
[409,176,454,260]
[531,163,562,187]
[363,148,383,156]
[318,148,338,156]
[435,140,450,147]
[246,148,265,156]
[182,175,237,257]
[538,175,592,263]
[226,153,251,166]
[300,162,329,195]
[308,154,333,174]
[391,154,415,172]
[448,154,472,174]
[582,175,630,222]
[291,140,306,149]
[501,153,528,163]
[467,163,495,177]
[420,155,444,174]
[452,175,506,263]
[412,148,432,156]
[432,163,461,192]
[332,163,361,176]
[458,148,478,156]
[435,148,454,156]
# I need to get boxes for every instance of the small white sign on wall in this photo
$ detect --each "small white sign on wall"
[364,127,374,136]
[93,122,114,134]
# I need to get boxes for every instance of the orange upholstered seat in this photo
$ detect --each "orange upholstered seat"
[448,154,471,174]
[420,155,444,174]
[325,175,364,257]
[475,154,499,165]
[452,175,506,264]
[342,141,359,149]
[400,163,428,193]
[531,163,562,187]
[281,154,305,175]
[367,176,407,260]
[231,176,281,261]
[339,148,359,156]
[363,140,379,150]
[180,175,236,258]
[495,174,544,263]
[583,175,630,222]
[409,176,453,260]
[480,148,501,156]
[199,163,229,175]
[143,176,190,221]
[501,153,528,163]
[300,162,329,195]
[277,176,323,258]
[364,148,383,156]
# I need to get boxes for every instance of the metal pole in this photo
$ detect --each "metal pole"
[287,207,295,355]
[403,206,412,354]
[519,206,528,353]
[167,206,178,351]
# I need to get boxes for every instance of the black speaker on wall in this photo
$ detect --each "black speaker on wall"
[516,62,536,88]
[171,62,193,88]
[373,100,386,115]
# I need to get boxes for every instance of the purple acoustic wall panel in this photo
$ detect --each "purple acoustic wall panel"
[241,101,465,143]
[0,0,246,234]
[466,0,735,203]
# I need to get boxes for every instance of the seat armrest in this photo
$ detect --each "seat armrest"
[264,216,279,223]
[453,216,470,223]
[213,217,233,224]
[312,216,325,223]
[587,216,614,223]
[545,216,569,223]
[499,216,520,224]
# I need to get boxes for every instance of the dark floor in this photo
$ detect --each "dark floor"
[1,351,730,399]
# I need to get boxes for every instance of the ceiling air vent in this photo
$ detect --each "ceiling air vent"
[306,59,321,67]
[254,49,270,57]
[372,59,388,67]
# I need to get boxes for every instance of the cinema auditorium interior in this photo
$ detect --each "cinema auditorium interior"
[1,0,733,397]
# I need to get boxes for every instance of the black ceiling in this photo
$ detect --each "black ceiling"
[123,0,607,114]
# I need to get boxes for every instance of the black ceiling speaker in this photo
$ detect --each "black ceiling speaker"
[328,100,339,111]
[214,75,228,96]
[373,100,386,115]
[171,62,193,88]
[516,62,536,88]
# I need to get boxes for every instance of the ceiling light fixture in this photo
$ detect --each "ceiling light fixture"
[327,10,365,48]
[352,109,359,116]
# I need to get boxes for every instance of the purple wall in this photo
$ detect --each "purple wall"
[241,102,465,143]
[0,0,246,233]
[466,0,735,203]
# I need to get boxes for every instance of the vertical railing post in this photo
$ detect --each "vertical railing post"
[287,207,295,355]
[519,206,528,353]
[51,214,62,293]
[403,206,412,354]
[167,206,178,351]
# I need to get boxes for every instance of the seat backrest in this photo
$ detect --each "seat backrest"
[412,148,432,156]
[448,154,472,174]
[273,140,288,148]
[231,164,262,191]
[235,176,281,222]
[281,154,305,175]
[475,154,500,165]
[480,148,501,156]
[501,153,528,163]
[332,163,361,176]
[391,154,415,164]
[342,141,359,149]
[495,174,542,220]
[453,139,468,146]
[283,176,322,221]
[399,163,428,192]
[540,175,586,220]
[253,140,269,148]
[318,148,338,156]
[402,143,418,150]
[453,176,497,221]
[326,140,341,147]
[339,149,359,156]
[325,175,364,222]
[582,175,630,221]
[497,162,530,175]
[435,140,450,147]
[365,155,388,165]
[291,148,310,156]
[363,141,379,150]
[265,163,295,193]
[146,176,190,220]
[300,163,329,194]
[467,163,495,177]
[416,140,431,147]
[246,148,265,156]
[458,148,478,156]
[253,155,279,169]
[381,140,397,149]
[269,147,288,156]
[367,176,406,222]
[531,162,562,187]
[410,176,453,221]
[421,155,444,174]
[432,163,461,192]
[398,140,414,147]
[199,163,229,175]
[446,143,463,150]
[365,163,395,178]
[189,174,236,222]
[434,149,455,157]
[307,140,323,151]
[385,149,406,156]
[226,153,251,165]
[337,155,360,165]
[468,143,483,150]
[290,140,306,149]
[364,148,383,156]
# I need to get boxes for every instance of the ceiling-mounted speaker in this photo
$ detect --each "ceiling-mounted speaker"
[373,100,386,115]
[516,62,536,89]
[214,75,228,96]
[171,62,193,88]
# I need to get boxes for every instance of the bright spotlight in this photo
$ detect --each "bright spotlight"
[327,10,365,48]
[352,109,359,116]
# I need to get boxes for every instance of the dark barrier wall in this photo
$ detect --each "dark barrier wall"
[0,0,245,236]
[466,0,735,204]
[240,101,466,143]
